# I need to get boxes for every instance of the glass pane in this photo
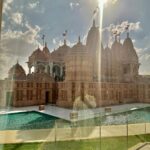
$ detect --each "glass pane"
[1,0,150,150]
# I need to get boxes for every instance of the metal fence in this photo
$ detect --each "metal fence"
[1,107,150,150]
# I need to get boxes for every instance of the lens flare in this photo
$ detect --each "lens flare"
[97,0,107,105]
[102,0,108,4]
[97,0,106,82]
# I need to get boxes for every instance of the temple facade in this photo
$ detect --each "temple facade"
[0,20,150,108]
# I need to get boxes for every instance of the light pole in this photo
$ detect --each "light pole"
[99,112,102,150]
[126,111,128,150]
[144,107,147,142]
[54,119,57,143]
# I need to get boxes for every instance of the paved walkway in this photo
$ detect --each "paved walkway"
[0,103,150,121]
[0,123,150,144]
[129,143,150,150]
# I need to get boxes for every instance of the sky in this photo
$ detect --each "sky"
[1,0,150,79]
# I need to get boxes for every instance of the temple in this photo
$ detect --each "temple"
[0,19,150,108]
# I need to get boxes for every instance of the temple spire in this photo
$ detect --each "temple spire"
[45,42,47,47]
[118,32,121,43]
[125,24,130,38]
[64,39,66,45]
[115,34,117,41]
[62,30,67,45]
[42,34,45,47]
[78,36,81,43]
[127,32,129,38]
[93,19,96,27]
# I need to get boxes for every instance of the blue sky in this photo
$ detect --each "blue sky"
[1,0,150,78]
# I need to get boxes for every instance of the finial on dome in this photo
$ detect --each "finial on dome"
[78,36,81,43]
[127,32,129,38]
[17,59,19,64]
[93,19,96,27]
[115,34,117,41]
[45,42,47,47]
[42,34,45,47]
[62,30,68,45]
[118,32,121,43]
[64,39,66,45]
[125,24,130,38]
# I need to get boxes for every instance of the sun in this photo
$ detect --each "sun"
[99,0,108,7]
[103,0,108,4]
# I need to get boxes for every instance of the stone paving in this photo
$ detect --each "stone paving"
[0,123,150,144]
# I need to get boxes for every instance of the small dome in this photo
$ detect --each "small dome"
[111,39,123,50]
[29,47,49,63]
[71,37,87,54]
[56,41,70,52]
[8,62,26,80]
[43,43,50,54]
[51,41,70,61]
[123,36,134,49]
[122,34,138,63]
[31,47,41,56]
[111,39,123,63]
[86,25,99,47]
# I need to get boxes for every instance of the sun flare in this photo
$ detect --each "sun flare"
[99,0,108,7]
[103,0,108,4]
[97,0,108,82]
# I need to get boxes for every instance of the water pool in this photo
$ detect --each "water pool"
[88,107,150,126]
[75,107,150,126]
[0,111,59,130]
[1,107,150,131]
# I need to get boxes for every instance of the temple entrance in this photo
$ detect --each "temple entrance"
[6,92,13,106]
[45,91,50,104]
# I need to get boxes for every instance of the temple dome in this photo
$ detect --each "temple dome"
[29,47,49,63]
[65,37,92,82]
[8,62,26,80]
[123,37,134,49]
[86,20,100,51]
[71,37,87,54]
[111,39,123,50]
[51,40,70,61]
[54,40,70,53]
[43,43,50,54]
[122,34,138,63]
[111,38,123,63]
